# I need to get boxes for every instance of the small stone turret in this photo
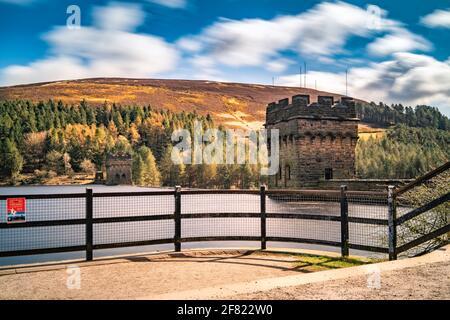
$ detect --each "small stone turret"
[106,153,133,185]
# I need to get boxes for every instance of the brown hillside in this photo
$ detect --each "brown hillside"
[0,78,359,129]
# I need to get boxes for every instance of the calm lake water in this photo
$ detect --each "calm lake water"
[0,185,388,266]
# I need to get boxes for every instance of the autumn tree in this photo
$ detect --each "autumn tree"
[133,146,161,187]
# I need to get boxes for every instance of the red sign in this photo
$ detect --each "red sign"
[7,198,26,213]
[6,198,26,224]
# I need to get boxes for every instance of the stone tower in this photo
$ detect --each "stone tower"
[265,95,359,188]
[105,154,133,185]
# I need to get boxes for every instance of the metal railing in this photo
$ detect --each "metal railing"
[0,186,393,262]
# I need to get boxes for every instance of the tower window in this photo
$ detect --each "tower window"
[325,168,333,180]
[285,165,291,181]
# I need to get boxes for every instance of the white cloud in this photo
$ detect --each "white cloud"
[420,9,450,29]
[176,37,203,52]
[189,55,215,69]
[279,52,450,115]
[178,1,431,76]
[367,28,432,56]
[289,1,378,56]
[147,0,186,9]
[266,58,293,73]
[2,57,90,85]
[93,2,145,32]
[0,2,179,86]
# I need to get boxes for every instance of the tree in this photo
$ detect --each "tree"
[133,146,161,187]
[128,123,140,145]
[80,159,96,175]
[356,125,449,179]
[0,139,23,180]
[238,164,253,189]
[159,145,185,186]
[107,121,118,138]
[111,135,132,155]
[132,155,145,185]
[23,132,47,172]
[217,165,233,189]
[195,164,217,188]
[45,150,65,174]
[63,152,73,175]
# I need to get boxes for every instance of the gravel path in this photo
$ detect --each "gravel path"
[0,251,302,300]
[1,248,448,300]
[233,261,450,300]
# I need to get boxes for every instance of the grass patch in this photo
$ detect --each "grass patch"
[291,254,377,273]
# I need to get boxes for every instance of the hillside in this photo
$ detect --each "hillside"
[0,78,354,130]
[358,123,386,141]
[1,80,448,185]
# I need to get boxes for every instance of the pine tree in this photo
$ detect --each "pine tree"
[136,146,161,187]
[159,145,185,186]
[45,150,65,174]
[217,165,233,189]
[1,139,24,179]
[132,155,145,185]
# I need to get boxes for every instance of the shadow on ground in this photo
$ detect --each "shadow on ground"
[125,251,372,273]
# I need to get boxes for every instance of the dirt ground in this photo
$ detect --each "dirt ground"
[1,248,448,300]
[234,261,450,300]
[0,251,307,300]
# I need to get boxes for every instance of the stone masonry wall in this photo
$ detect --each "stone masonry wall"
[106,156,133,185]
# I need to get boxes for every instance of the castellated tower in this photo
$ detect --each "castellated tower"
[265,95,359,188]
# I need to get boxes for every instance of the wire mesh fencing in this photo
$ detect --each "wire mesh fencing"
[347,192,388,253]
[266,191,342,247]
[93,193,175,248]
[395,171,450,257]
[0,187,402,262]
[180,191,261,241]
[180,191,261,214]
[0,195,86,255]
[182,218,260,239]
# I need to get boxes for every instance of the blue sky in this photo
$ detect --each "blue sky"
[1,0,450,115]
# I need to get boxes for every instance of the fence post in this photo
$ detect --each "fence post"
[388,186,397,261]
[340,185,349,257]
[260,185,267,250]
[174,186,181,252]
[86,188,93,261]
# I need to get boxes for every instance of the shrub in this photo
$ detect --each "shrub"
[80,159,96,175]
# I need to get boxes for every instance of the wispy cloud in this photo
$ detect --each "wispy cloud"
[177,1,431,76]
[367,28,432,56]
[279,52,450,116]
[420,8,450,29]
[0,2,179,85]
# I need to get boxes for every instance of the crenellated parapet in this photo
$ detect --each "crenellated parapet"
[266,95,358,126]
